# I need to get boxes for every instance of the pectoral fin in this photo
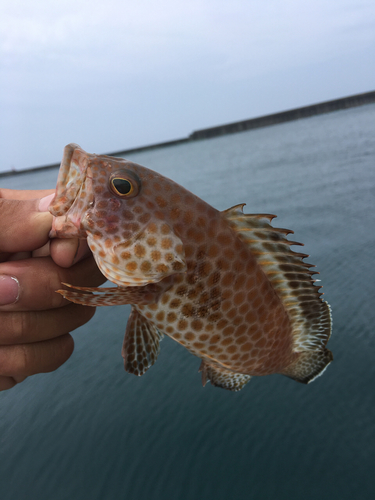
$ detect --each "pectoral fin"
[199,360,251,392]
[122,308,164,376]
[57,283,164,306]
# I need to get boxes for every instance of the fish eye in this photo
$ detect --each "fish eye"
[109,172,140,198]
[112,178,132,195]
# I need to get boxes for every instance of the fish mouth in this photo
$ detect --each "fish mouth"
[49,144,93,238]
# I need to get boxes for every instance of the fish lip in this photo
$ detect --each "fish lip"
[49,215,83,238]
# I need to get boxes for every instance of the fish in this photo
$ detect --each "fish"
[49,143,332,392]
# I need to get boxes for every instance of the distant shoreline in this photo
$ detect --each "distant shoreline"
[1,90,374,178]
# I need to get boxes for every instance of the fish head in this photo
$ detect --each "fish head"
[49,143,186,286]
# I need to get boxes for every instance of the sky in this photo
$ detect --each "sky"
[1,0,374,172]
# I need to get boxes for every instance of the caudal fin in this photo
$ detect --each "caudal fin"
[281,349,333,384]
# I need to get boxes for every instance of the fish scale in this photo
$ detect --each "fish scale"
[49,144,332,392]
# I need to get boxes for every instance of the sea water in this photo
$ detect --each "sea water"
[0,104,374,500]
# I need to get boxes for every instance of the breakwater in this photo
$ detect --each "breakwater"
[1,90,374,177]
[189,90,375,140]
[110,90,375,155]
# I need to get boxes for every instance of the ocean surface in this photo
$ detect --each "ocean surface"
[0,104,374,500]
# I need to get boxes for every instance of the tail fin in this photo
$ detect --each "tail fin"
[281,349,333,384]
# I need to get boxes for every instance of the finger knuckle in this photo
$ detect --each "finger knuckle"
[18,344,30,374]
[9,311,36,342]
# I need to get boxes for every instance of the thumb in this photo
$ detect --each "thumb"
[0,197,53,253]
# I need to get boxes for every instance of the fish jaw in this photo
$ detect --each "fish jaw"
[49,144,89,216]
[49,144,94,239]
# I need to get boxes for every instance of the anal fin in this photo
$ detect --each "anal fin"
[122,308,164,376]
[281,349,333,384]
[199,360,251,392]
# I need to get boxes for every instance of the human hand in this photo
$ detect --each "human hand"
[0,188,105,391]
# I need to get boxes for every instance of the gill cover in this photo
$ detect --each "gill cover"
[88,220,187,287]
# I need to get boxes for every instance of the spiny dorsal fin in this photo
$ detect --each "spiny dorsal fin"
[122,307,164,376]
[222,204,332,353]
[199,359,251,392]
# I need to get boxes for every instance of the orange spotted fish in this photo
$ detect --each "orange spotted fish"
[49,143,332,391]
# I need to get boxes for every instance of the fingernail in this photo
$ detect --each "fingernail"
[0,275,20,305]
[39,193,55,212]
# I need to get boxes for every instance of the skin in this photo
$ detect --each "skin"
[0,188,105,391]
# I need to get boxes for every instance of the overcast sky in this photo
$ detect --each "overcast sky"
[1,0,374,172]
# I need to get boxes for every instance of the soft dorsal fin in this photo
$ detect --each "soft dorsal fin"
[199,359,251,392]
[122,308,164,376]
[222,204,332,354]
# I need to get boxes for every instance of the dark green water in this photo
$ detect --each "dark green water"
[1,104,374,499]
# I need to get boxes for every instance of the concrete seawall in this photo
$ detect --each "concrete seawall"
[189,90,375,140]
[1,90,374,178]
[102,91,375,158]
